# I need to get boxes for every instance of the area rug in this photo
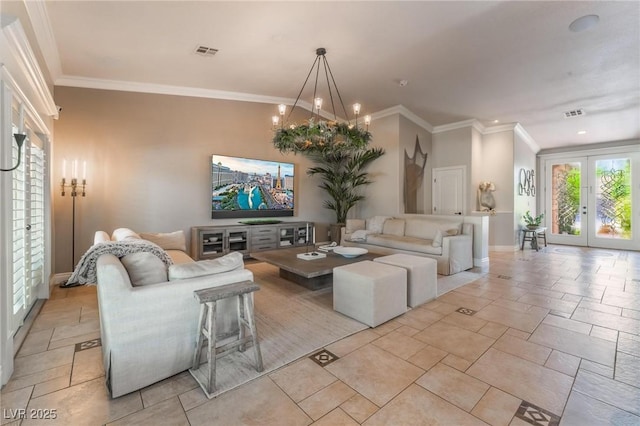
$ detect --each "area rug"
[202,261,367,398]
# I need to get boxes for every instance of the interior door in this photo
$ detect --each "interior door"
[432,166,465,215]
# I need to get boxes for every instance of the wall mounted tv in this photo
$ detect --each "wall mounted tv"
[211,154,295,219]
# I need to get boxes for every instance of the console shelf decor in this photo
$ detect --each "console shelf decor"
[191,222,314,260]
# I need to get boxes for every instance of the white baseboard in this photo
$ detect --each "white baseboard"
[51,273,71,286]
[473,257,489,266]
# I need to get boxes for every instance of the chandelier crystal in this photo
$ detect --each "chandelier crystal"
[272,48,371,154]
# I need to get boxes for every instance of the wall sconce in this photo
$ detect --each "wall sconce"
[1,133,27,172]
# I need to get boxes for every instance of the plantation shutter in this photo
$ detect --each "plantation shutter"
[11,124,26,329]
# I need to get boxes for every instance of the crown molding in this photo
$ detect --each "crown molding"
[1,16,58,119]
[22,0,62,81]
[432,118,483,134]
[514,123,540,153]
[371,105,434,132]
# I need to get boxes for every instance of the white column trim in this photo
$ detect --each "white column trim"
[22,0,63,81]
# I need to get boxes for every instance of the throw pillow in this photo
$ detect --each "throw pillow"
[382,219,405,236]
[445,228,459,236]
[367,215,392,233]
[345,219,366,234]
[121,252,168,286]
[111,228,141,241]
[432,230,443,247]
[168,252,244,281]
[140,230,187,252]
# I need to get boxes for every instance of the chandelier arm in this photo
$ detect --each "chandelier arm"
[287,55,321,123]
[323,55,351,123]
[321,56,338,121]
[312,57,322,119]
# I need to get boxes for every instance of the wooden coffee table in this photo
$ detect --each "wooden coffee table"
[250,246,380,290]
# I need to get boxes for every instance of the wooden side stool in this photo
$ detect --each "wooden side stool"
[521,227,547,251]
[189,280,263,398]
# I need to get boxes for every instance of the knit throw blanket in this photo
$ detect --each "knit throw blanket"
[67,239,173,285]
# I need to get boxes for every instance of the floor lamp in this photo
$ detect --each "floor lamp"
[60,160,86,288]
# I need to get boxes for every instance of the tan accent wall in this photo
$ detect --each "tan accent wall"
[52,87,331,273]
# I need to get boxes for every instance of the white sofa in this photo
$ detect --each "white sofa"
[93,229,254,398]
[341,215,476,275]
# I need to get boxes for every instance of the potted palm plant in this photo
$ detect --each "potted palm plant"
[273,118,384,241]
[523,210,544,230]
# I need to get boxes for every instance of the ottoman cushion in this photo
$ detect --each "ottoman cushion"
[374,254,437,307]
[333,260,407,327]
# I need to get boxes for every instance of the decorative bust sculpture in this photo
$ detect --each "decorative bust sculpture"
[478,181,496,212]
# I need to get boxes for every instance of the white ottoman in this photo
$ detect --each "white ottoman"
[374,254,437,308]
[333,260,407,327]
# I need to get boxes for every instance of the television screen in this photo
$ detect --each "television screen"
[211,154,295,219]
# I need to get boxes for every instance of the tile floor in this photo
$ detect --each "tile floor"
[1,245,639,425]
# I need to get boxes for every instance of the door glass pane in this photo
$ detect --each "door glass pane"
[551,162,581,235]
[595,158,631,240]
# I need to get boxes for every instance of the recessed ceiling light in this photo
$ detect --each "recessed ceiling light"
[398,79,408,87]
[577,130,587,135]
[569,15,599,32]
[492,119,500,124]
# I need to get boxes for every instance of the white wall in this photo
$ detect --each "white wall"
[432,127,473,213]
[514,129,538,244]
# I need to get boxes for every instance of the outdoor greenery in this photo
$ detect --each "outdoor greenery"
[596,161,631,237]
[273,118,384,224]
[560,167,581,235]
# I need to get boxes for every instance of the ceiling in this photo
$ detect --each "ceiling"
[24,1,640,150]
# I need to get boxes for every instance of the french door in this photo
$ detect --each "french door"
[545,152,639,250]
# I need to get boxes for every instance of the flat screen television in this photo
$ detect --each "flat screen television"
[211,154,295,219]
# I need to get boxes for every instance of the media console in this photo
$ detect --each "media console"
[191,222,315,260]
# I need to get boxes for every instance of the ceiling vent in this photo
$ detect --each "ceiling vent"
[194,46,218,57]
[564,109,585,118]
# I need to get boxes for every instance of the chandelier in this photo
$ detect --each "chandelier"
[272,48,371,154]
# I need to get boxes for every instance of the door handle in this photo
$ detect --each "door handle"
[26,224,31,230]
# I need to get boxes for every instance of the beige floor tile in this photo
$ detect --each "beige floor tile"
[326,344,423,407]
[312,408,359,426]
[269,358,337,403]
[32,375,71,398]
[602,289,640,310]
[441,311,488,332]
[437,291,493,311]
[70,346,104,386]
[416,363,490,411]
[395,308,443,330]
[177,387,208,412]
[369,319,402,336]
[12,346,75,379]
[16,329,53,358]
[550,282,605,299]
[30,308,81,332]
[544,350,580,377]
[542,314,592,335]
[363,384,488,425]
[440,354,472,371]
[622,307,640,320]
[46,331,101,351]
[50,320,100,342]
[371,330,426,360]
[529,324,616,367]
[618,331,640,355]
[340,394,378,423]
[299,381,356,420]
[423,300,460,315]
[325,329,380,357]
[140,371,198,408]
[561,293,582,303]
[407,344,448,371]
[571,307,640,335]
[579,359,614,379]
[21,377,142,426]
[572,369,640,416]
[505,328,531,340]
[414,321,495,363]
[475,303,548,333]
[0,387,33,425]
[614,351,640,388]
[478,322,509,339]
[561,390,640,426]
[471,386,522,426]
[467,348,573,416]
[186,376,311,426]
[578,299,623,316]
[394,325,420,336]
[492,334,551,365]
[107,396,189,426]
[2,365,71,394]
[589,326,618,342]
